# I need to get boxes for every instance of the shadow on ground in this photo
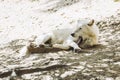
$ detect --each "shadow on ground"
[0,12,120,80]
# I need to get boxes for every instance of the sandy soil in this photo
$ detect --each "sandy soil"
[0,0,120,80]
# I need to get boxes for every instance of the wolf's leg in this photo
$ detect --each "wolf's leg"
[65,40,81,52]
[53,44,70,50]
[53,40,81,52]
[34,33,52,47]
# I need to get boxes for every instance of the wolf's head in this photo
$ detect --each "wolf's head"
[71,19,95,39]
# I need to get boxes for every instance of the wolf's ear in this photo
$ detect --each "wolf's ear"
[88,19,94,26]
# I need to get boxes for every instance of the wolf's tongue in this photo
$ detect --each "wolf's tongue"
[77,36,83,45]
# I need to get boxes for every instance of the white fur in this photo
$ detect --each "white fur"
[75,19,99,47]
[18,43,30,58]
[19,19,99,57]
[34,28,80,50]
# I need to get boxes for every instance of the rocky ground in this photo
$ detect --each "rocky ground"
[0,0,120,80]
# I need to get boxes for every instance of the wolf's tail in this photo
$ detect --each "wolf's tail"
[18,44,30,58]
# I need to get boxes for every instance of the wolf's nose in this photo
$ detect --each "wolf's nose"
[71,33,75,37]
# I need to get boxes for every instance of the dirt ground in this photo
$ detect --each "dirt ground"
[0,12,120,80]
[0,0,120,80]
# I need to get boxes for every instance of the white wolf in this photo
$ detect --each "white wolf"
[19,19,99,57]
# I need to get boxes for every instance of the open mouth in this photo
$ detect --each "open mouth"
[76,36,83,45]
